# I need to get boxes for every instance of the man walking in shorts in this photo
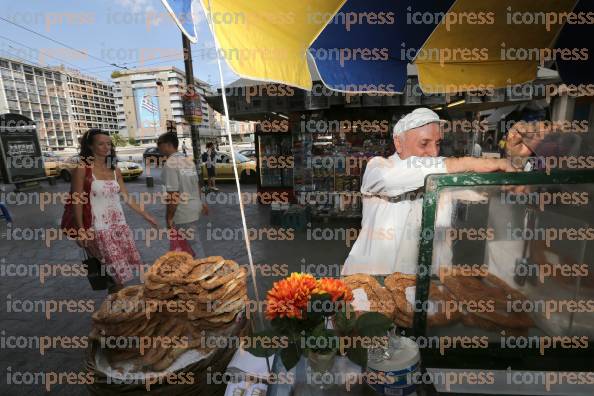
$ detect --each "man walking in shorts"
[158,132,208,257]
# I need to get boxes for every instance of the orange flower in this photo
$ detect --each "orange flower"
[317,278,354,302]
[265,273,318,320]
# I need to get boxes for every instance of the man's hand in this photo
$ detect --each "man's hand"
[201,203,209,215]
[506,121,551,158]
[445,157,517,173]
[473,158,517,173]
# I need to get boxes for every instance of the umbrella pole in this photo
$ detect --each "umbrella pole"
[204,0,263,330]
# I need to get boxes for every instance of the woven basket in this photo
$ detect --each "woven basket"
[85,317,250,395]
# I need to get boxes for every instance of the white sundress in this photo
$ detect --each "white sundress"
[87,169,142,283]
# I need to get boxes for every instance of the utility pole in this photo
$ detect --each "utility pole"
[182,33,202,172]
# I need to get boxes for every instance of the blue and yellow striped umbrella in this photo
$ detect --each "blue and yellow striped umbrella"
[162,0,592,93]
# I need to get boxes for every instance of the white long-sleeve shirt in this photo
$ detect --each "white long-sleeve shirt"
[342,154,448,275]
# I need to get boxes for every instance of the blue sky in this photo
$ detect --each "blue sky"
[0,0,238,87]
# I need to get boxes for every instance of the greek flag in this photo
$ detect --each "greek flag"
[142,95,159,114]
[161,0,198,43]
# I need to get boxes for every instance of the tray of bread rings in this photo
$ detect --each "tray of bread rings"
[87,252,251,392]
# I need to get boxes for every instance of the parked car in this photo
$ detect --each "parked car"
[42,152,60,177]
[200,151,256,183]
[118,160,143,180]
[238,148,256,161]
[58,156,143,182]
[57,156,79,182]
[143,147,167,167]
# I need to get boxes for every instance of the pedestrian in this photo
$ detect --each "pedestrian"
[182,140,188,157]
[201,142,218,191]
[157,132,209,257]
[71,129,157,293]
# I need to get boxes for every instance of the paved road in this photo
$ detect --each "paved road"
[0,171,355,395]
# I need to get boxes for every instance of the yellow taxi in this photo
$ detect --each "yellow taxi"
[58,156,143,182]
[118,160,143,180]
[42,152,60,177]
[200,151,256,182]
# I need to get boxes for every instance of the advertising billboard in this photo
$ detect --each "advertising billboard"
[133,87,161,130]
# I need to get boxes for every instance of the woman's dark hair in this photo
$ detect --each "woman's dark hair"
[206,142,214,149]
[79,129,117,169]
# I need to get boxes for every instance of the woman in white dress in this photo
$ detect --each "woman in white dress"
[72,129,156,293]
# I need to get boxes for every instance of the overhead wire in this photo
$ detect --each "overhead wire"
[0,15,129,70]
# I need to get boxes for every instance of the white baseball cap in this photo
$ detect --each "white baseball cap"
[393,107,445,137]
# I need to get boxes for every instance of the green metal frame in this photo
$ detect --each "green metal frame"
[413,170,594,371]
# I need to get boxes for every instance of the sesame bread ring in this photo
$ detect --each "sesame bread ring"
[189,318,228,330]
[472,307,534,329]
[93,286,145,323]
[385,272,417,292]
[180,280,205,294]
[116,285,144,300]
[183,257,225,283]
[140,319,185,367]
[195,256,225,264]
[462,312,530,336]
[440,267,528,310]
[198,260,241,290]
[218,280,247,302]
[427,283,462,327]
[343,273,381,289]
[202,307,242,324]
[195,281,239,303]
[462,311,498,331]
[102,319,148,338]
[343,274,396,319]
[393,308,413,328]
[143,286,175,300]
[188,297,245,320]
[144,278,169,291]
[392,289,414,316]
[148,252,193,284]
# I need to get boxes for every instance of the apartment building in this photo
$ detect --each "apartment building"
[0,57,74,149]
[0,57,118,150]
[112,66,256,149]
[54,66,118,138]
[112,66,215,144]
[210,110,255,145]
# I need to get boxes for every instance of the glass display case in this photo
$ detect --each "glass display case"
[413,170,594,372]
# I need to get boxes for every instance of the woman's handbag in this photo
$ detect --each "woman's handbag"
[61,166,93,235]
[83,250,114,290]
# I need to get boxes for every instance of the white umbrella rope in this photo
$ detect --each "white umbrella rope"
[203,1,263,328]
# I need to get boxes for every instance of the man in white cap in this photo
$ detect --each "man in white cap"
[342,107,515,275]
